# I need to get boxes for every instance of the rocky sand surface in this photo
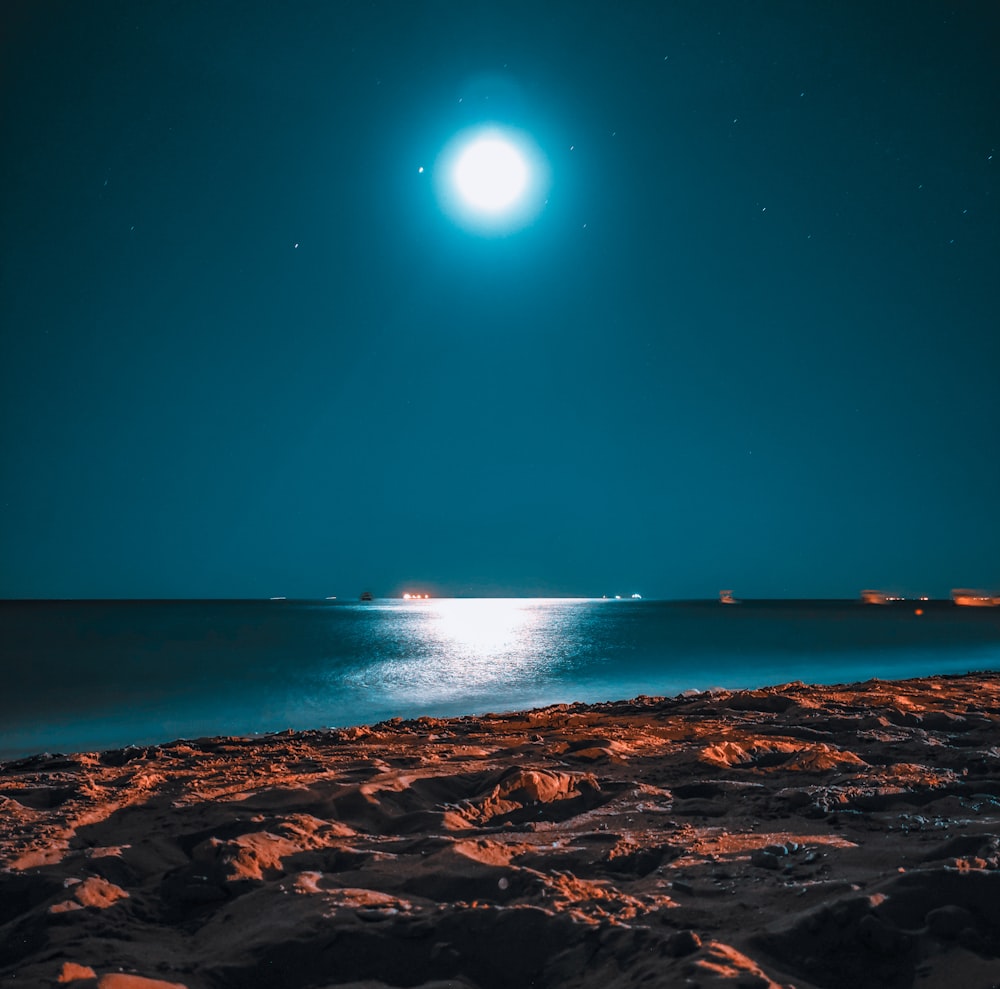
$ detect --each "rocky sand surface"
[2,672,1000,988]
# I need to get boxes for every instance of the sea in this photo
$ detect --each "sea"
[3,597,1000,760]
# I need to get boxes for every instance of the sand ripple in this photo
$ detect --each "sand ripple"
[2,672,999,987]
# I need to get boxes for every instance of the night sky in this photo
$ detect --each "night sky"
[2,2,998,601]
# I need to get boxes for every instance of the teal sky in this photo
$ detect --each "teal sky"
[1,1,998,599]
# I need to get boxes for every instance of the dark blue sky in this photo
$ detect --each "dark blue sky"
[2,1,998,599]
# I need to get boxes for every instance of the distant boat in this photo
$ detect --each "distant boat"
[719,590,739,605]
[952,589,1000,607]
[861,590,888,605]
[631,593,642,600]
[861,590,911,604]
[359,591,374,602]
[269,596,286,601]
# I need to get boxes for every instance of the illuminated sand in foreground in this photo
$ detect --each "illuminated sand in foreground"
[2,673,999,988]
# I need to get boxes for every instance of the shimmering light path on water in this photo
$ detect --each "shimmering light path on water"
[3,598,1000,758]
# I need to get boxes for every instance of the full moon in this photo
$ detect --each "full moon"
[435,125,549,235]
[453,137,528,212]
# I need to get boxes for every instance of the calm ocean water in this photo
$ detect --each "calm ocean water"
[3,598,1000,759]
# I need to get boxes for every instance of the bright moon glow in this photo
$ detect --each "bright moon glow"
[453,138,528,212]
[435,125,549,235]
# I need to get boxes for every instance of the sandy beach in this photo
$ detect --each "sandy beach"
[2,672,999,988]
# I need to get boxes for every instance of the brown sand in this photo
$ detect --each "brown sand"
[2,672,999,988]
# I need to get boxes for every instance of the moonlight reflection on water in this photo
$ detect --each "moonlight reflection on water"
[3,599,999,758]
[341,598,575,705]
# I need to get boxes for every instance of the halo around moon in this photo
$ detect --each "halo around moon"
[434,125,549,236]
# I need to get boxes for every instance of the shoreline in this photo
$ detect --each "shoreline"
[5,596,1000,763]
[2,671,999,988]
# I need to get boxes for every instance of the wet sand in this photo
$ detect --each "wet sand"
[2,672,999,988]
